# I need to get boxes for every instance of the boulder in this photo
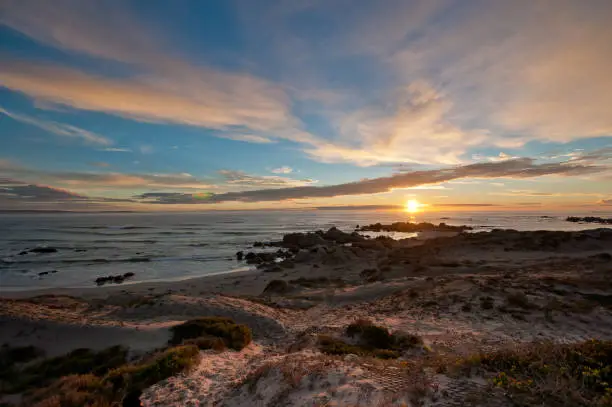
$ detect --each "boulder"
[282,232,326,248]
[30,247,58,254]
[263,279,290,295]
[322,227,364,243]
[236,251,244,261]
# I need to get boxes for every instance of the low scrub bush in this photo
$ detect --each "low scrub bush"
[169,317,252,350]
[1,346,128,394]
[105,345,200,393]
[319,320,422,359]
[453,339,612,406]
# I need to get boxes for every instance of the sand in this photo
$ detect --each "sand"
[1,227,611,406]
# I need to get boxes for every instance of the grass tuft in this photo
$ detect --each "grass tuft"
[319,320,422,359]
[448,339,612,406]
[169,317,252,350]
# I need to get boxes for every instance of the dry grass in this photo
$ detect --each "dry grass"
[439,339,612,407]
[169,317,252,350]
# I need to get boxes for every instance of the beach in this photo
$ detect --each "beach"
[1,218,612,406]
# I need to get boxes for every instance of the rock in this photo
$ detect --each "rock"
[282,232,327,248]
[358,222,471,233]
[322,246,356,265]
[353,240,386,251]
[322,227,364,243]
[592,252,612,261]
[279,259,295,269]
[122,389,142,407]
[294,250,312,263]
[236,251,244,261]
[38,271,49,276]
[360,268,382,282]
[263,266,283,273]
[30,247,58,254]
[263,280,290,295]
[253,241,265,247]
[95,273,133,285]
[50,270,58,273]
[566,216,612,225]
[74,249,87,252]
[112,275,125,284]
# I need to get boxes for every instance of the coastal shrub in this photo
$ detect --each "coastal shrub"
[24,374,112,407]
[0,345,45,383]
[169,317,252,350]
[450,339,612,406]
[105,345,200,393]
[183,336,226,352]
[24,345,199,407]
[346,320,394,349]
[319,320,422,359]
[0,345,44,367]
[1,346,128,394]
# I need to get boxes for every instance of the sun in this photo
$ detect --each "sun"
[405,199,421,213]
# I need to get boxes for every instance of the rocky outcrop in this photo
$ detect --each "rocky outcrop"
[95,272,135,286]
[281,232,327,249]
[322,227,364,243]
[29,247,58,254]
[262,279,291,295]
[358,222,471,233]
[566,216,612,225]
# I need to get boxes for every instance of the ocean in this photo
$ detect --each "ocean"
[1,210,611,291]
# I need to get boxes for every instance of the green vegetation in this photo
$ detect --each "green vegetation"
[449,339,612,406]
[169,317,252,350]
[19,345,200,407]
[1,346,128,394]
[319,319,422,359]
[105,345,200,393]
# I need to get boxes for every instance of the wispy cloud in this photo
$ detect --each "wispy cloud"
[141,157,610,204]
[217,170,316,188]
[0,160,215,190]
[102,147,132,152]
[0,106,112,145]
[270,166,293,174]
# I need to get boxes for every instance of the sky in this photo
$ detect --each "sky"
[0,0,611,211]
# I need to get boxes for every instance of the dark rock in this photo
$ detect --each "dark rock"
[245,252,257,261]
[236,251,244,261]
[279,259,295,269]
[282,232,326,248]
[592,252,612,261]
[253,241,265,247]
[358,222,471,233]
[29,247,58,254]
[322,227,364,244]
[74,249,87,252]
[566,216,612,225]
[263,280,290,294]
[127,257,150,262]
[95,273,133,285]
[50,270,58,273]
[38,271,49,276]
[360,268,381,282]
[18,251,28,256]
[122,389,142,407]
